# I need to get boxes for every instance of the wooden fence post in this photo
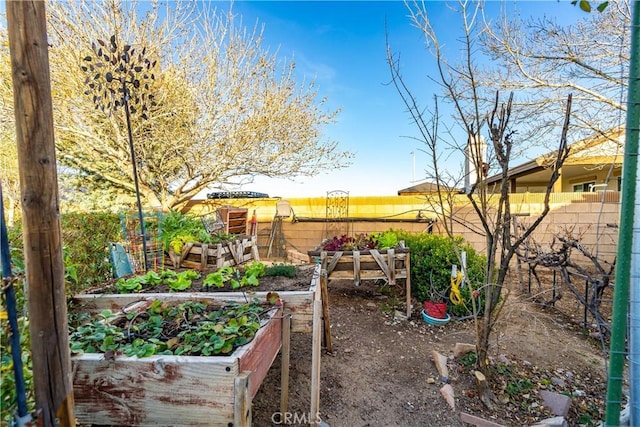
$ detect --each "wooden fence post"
[6,1,75,425]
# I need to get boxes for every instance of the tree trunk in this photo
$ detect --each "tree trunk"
[7,1,75,425]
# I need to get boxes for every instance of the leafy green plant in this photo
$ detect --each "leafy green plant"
[8,212,122,295]
[239,274,259,288]
[166,270,200,292]
[203,266,235,288]
[202,264,264,290]
[61,212,123,292]
[393,230,487,317]
[159,210,213,252]
[69,310,124,354]
[68,300,269,357]
[116,275,144,293]
[209,232,238,244]
[169,234,199,253]
[322,231,401,251]
[116,270,162,293]
[244,261,266,279]
[459,351,478,368]
[370,230,399,250]
[264,263,297,278]
[505,378,534,398]
[160,210,242,253]
[115,269,180,293]
[379,282,401,314]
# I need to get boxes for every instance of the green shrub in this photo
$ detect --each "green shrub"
[394,230,487,317]
[1,212,119,422]
[158,210,237,253]
[61,212,122,293]
[159,210,213,252]
[7,212,121,296]
[264,263,297,278]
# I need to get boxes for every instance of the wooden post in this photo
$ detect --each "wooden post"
[405,253,412,319]
[6,1,75,425]
[234,372,252,427]
[320,272,332,352]
[250,235,260,261]
[280,313,291,414]
[310,300,322,426]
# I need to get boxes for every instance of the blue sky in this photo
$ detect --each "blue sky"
[212,1,589,198]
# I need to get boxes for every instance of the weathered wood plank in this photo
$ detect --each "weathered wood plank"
[7,2,75,423]
[320,251,328,274]
[179,236,260,270]
[325,269,407,281]
[227,240,241,265]
[73,307,283,426]
[369,249,392,279]
[405,254,412,319]
[251,238,260,261]
[216,243,225,269]
[234,372,251,427]
[238,308,283,399]
[320,274,332,352]
[353,250,361,286]
[310,300,322,427]
[326,251,343,275]
[200,243,208,271]
[72,355,239,426]
[280,314,291,414]
[387,248,396,285]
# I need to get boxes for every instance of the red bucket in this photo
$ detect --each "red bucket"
[423,301,447,319]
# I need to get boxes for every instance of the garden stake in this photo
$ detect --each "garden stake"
[81,35,158,272]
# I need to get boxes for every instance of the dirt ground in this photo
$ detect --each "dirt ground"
[251,274,609,427]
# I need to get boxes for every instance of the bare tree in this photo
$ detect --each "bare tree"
[518,225,616,341]
[388,0,572,408]
[0,48,20,226]
[480,0,631,145]
[0,0,352,212]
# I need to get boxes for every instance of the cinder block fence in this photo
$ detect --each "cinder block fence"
[183,192,620,264]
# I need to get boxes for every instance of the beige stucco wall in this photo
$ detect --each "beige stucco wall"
[184,193,620,264]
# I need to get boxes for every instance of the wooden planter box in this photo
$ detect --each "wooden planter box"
[74,264,321,333]
[72,264,328,423]
[72,303,283,426]
[307,246,412,318]
[168,235,260,270]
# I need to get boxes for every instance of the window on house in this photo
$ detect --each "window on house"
[572,181,595,192]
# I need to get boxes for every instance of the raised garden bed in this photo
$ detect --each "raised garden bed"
[308,244,411,319]
[71,263,325,426]
[167,235,260,271]
[75,264,321,333]
[71,298,284,426]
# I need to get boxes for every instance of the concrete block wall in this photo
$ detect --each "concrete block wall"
[185,195,620,264]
